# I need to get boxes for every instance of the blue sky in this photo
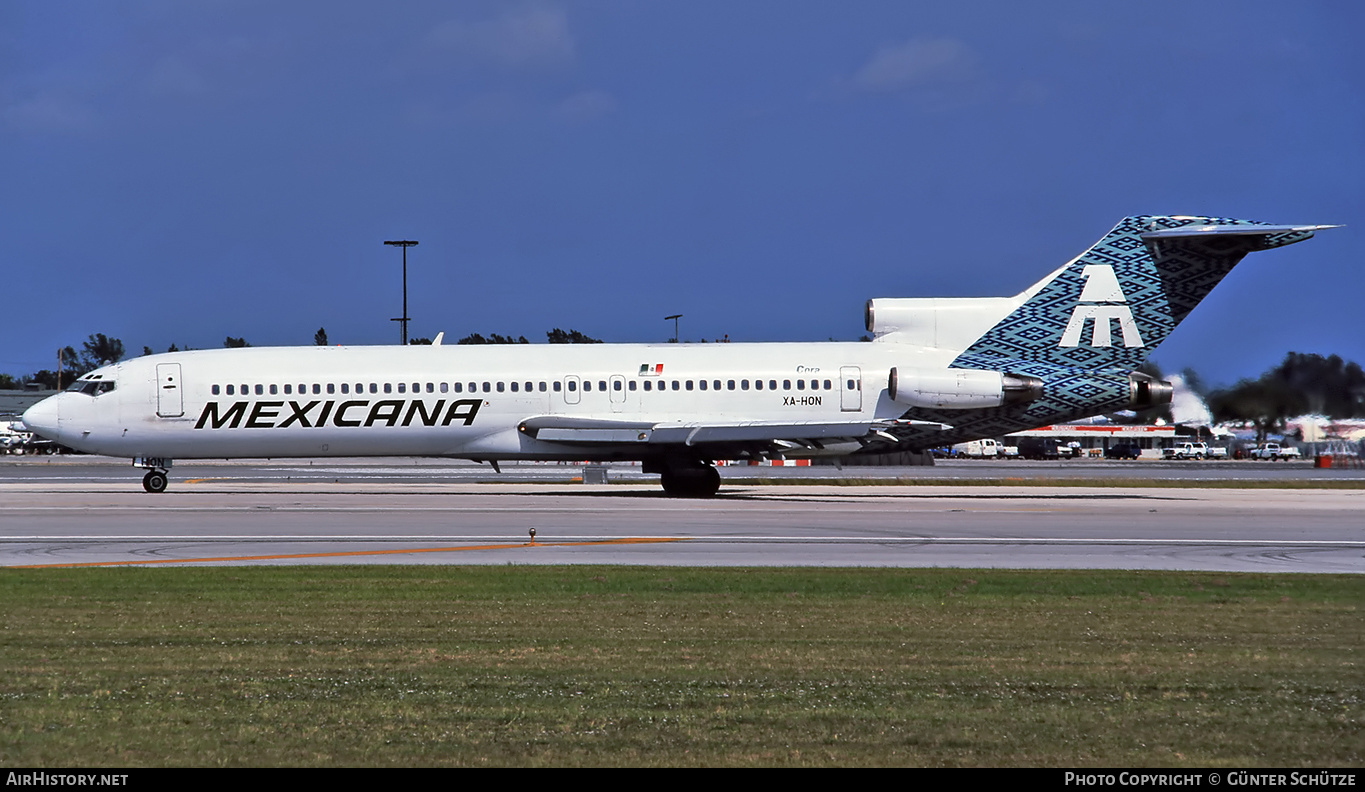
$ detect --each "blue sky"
[2,1,1360,387]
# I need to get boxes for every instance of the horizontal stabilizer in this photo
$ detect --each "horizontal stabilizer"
[1141,223,1339,241]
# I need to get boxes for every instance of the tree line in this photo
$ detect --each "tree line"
[1207,353,1365,441]
[3,328,603,389]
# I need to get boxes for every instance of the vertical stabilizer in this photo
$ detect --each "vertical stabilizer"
[954,216,1327,373]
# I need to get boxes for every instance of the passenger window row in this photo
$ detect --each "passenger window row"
[208,378,842,397]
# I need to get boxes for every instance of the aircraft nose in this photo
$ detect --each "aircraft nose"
[21,396,60,438]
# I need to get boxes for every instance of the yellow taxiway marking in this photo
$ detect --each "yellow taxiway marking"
[11,537,688,569]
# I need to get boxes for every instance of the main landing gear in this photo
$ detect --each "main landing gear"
[651,460,722,498]
[142,469,168,493]
[135,458,173,493]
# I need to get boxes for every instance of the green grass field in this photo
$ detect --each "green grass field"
[2,567,1359,766]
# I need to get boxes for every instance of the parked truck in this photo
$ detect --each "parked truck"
[1249,443,1302,461]
[1163,442,1209,460]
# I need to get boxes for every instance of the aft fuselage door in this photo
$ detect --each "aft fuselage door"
[609,374,626,412]
[840,366,862,412]
[155,363,184,417]
[563,375,581,405]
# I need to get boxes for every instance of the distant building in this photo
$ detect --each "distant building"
[1006,423,1175,457]
[0,388,56,419]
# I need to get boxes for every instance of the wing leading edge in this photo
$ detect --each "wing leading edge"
[517,414,882,449]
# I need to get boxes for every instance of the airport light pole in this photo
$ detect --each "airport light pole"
[384,240,418,345]
[664,314,683,343]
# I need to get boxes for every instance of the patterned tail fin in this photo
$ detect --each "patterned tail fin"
[954,216,1329,373]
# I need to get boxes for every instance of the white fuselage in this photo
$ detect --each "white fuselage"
[25,341,944,462]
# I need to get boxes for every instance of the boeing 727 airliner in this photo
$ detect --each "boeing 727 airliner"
[22,216,1335,496]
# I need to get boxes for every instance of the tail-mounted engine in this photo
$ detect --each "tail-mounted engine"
[888,367,1043,410]
[1128,372,1173,409]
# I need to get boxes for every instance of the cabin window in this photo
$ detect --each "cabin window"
[670,380,678,391]
[628,381,636,391]
[511,382,519,392]
[440,383,449,393]
[769,380,777,390]
[643,381,651,391]
[741,380,749,391]
[383,383,392,394]
[327,383,335,395]
[553,381,561,392]
[783,380,791,390]
[713,380,721,391]
[824,379,832,390]
[567,381,576,392]
[727,380,736,390]
[340,384,349,394]
[284,384,292,395]
[368,383,377,394]
[539,382,547,392]
[412,382,420,392]
[684,380,692,391]
[616,380,625,391]
[698,380,707,391]
[483,382,491,393]
[453,383,463,393]
[797,380,805,390]
[398,383,406,394]
[212,385,221,395]
[847,379,855,390]
[584,381,592,392]
[497,382,504,392]
[755,380,763,390]
[426,383,434,393]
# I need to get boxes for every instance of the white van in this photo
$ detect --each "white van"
[952,439,999,458]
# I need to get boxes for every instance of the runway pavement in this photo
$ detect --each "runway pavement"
[2,456,1361,572]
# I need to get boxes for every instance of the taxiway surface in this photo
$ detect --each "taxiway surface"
[2,457,1361,573]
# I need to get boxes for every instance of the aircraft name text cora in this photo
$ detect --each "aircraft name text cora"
[193,399,483,430]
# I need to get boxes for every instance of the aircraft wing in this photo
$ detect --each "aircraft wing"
[517,414,888,450]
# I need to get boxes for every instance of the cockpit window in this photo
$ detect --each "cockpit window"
[65,378,116,396]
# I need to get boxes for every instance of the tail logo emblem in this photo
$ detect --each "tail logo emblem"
[1058,265,1145,348]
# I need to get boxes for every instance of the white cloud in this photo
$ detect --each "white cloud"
[851,37,978,93]
[145,57,207,98]
[2,92,96,133]
[426,6,574,70]
[555,89,616,123]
